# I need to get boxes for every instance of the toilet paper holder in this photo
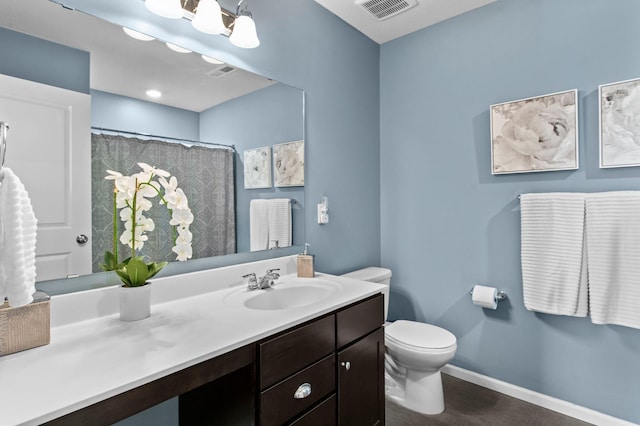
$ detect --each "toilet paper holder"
[468,288,508,301]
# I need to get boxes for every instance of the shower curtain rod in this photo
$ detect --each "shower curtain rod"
[91,126,236,152]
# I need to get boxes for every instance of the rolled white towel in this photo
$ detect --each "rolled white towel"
[0,167,38,307]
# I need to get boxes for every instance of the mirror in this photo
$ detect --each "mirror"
[0,0,304,294]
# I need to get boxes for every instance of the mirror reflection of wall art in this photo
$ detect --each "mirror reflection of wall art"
[490,89,578,175]
[244,146,272,189]
[599,77,640,168]
[273,140,304,187]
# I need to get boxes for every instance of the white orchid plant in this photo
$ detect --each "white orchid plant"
[100,163,194,287]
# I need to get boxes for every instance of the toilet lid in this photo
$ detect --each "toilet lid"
[386,320,456,349]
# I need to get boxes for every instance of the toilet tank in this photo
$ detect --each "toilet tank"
[341,267,392,284]
[341,267,392,320]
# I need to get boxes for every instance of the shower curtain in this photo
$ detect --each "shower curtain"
[91,134,236,272]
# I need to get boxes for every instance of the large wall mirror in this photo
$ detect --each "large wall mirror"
[0,0,304,295]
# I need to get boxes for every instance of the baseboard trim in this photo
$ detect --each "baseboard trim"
[442,364,638,426]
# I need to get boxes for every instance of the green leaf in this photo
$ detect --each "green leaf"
[124,257,150,287]
[115,268,132,287]
[147,261,168,280]
[100,251,119,271]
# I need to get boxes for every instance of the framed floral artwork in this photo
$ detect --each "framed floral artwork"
[243,146,271,189]
[490,89,579,174]
[599,77,640,168]
[273,140,304,187]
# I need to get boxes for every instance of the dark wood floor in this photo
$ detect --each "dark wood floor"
[386,374,594,426]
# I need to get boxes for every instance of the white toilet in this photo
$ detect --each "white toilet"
[342,267,457,415]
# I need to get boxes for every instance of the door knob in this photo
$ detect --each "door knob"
[76,234,89,245]
[341,361,351,371]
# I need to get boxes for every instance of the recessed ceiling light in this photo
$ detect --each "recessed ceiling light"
[201,55,224,65]
[146,89,162,99]
[122,27,155,41]
[165,42,192,53]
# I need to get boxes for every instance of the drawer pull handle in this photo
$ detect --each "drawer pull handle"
[341,361,351,371]
[294,383,312,399]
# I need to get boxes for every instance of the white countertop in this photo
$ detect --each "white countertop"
[0,256,385,425]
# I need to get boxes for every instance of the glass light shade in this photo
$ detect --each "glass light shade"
[166,42,192,53]
[229,15,260,49]
[145,0,184,19]
[201,55,225,64]
[122,27,155,41]
[192,0,226,35]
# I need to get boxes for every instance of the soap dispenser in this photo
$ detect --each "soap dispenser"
[297,243,315,278]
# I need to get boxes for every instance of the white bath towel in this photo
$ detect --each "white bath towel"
[0,167,38,307]
[249,199,269,251]
[520,192,588,316]
[267,199,292,249]
[585,191,640,329]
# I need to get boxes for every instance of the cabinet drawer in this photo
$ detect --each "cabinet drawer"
[290,394,336,426]
[260,355,335,426]
[336,294,384,349]
[260,315,335,389]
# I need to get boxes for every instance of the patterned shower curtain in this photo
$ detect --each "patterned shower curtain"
[91,134,236,272]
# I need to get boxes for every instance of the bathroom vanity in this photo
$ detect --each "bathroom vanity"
[0,256,385,425]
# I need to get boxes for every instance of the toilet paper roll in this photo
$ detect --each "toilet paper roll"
[472,285,498,310]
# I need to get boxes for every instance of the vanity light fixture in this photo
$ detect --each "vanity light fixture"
[122,27,156,41]
[229,0,260,49]
[166,42,192,53]
[144,0,184,19]
[144,0,260,49]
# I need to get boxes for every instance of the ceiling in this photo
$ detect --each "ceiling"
[314,0,496,44]
[0,0,275,112]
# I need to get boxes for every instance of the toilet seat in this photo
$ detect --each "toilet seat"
[386,320,456,351]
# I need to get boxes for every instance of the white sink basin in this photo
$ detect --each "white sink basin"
[224,278,342,310]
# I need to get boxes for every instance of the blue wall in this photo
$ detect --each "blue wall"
[380,0,640,422]
[200,83,305,252]
[0,27,89,93]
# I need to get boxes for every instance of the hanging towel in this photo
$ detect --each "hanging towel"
[267,199,292,249]
[0,167,38,307]
[249,199,269,251]
[585,191,640,329]
[520,192,588,316]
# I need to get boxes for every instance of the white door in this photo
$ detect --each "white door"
[0,74,91,281]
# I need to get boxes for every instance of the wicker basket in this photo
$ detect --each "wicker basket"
[0,291,50,356]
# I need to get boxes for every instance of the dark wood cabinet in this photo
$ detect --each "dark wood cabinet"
[256,293,385,426]
[337,328,385,426]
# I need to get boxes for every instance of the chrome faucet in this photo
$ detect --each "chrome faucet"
[243,268,281,290]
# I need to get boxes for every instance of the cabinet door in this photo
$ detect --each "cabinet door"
[337,328,385,426]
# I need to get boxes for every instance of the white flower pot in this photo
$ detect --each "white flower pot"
[119,284,151,321]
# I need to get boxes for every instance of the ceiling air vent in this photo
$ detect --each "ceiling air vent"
[356,0,419,20]
[206,65,237,78]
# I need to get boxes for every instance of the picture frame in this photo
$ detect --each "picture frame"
[273,140,304,187]
[490,89,579,175]
[599,77,640,168]
[243,146,272,189]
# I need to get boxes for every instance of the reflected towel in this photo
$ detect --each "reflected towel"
[586,191,640,329]
[520,192,587,316]
[0,167,38,307]
[267,199,291,249]
[249,199,269,251]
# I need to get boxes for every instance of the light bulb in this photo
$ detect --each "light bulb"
[229,15,260,49]
[192,0,226,35]
[145,0,184,19]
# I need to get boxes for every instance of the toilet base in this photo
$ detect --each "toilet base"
[385,368,445,415]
